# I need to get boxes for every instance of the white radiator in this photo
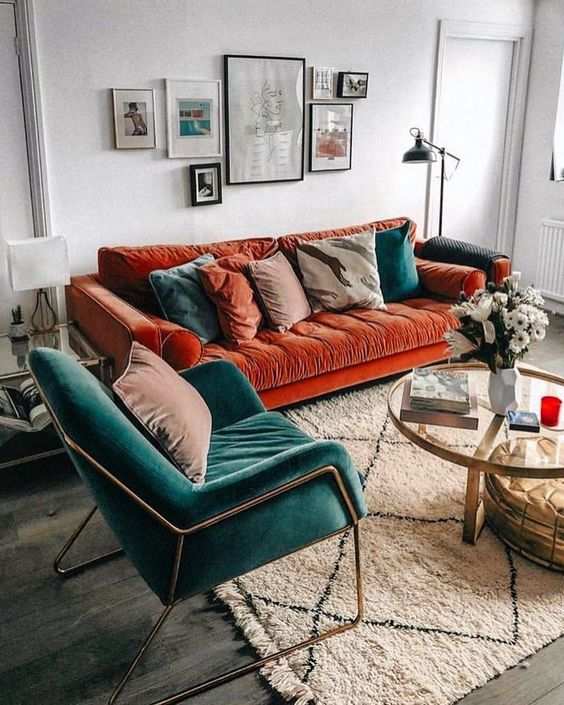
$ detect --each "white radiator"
[537,219,564,303]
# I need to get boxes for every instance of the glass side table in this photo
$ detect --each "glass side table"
[0,323,112,470]
[387,362,564,568]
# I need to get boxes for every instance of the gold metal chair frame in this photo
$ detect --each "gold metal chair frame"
[35,372,364,705]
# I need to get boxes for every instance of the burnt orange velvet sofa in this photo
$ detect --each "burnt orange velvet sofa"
[66,217,511,409]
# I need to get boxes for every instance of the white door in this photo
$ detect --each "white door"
[429,21,531,255]
[0,2,35,331]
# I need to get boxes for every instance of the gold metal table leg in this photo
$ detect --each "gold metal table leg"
[463,468,485,544]
[462,414,504,544]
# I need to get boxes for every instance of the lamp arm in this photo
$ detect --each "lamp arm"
[420,136,460,163]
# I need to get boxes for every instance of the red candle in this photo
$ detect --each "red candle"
[541,396,562,427]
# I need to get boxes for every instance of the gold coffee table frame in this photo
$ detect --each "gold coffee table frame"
[387,363,564,545]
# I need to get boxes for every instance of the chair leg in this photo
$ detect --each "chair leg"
[54,505,123,576]
[108,523,364,705]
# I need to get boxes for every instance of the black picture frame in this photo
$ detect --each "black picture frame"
[336,72,369,99]
[309,103,353,172]
[224,54,306,185]
[189,162,222,206]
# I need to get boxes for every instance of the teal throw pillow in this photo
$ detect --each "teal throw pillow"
[149,254,221,343]
[374,221,421,302]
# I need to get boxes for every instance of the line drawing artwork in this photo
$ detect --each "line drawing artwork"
[251,81,283,160]
[225,55,304,183]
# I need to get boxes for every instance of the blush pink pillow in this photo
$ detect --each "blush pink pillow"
[248,252,311,332]
[198,254,263,344]
[113,342,211,483]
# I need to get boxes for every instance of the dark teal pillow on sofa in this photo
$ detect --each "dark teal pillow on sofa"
[375,221,421,302]
[149,254,221,343]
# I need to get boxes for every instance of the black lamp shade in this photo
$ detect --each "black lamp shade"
[402,138,437,163]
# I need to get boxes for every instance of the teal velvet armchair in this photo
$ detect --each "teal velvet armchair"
[29,349,367,705]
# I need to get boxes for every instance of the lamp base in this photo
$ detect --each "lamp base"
[31,288,58,334]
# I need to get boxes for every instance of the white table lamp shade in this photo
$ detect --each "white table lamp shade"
[7,237,70,292]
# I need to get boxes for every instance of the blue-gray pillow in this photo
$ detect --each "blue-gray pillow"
[149,254,221,343]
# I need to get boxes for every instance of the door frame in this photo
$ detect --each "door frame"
[2,0,62,317]
[3,0,51,239]
[427,20,532,257]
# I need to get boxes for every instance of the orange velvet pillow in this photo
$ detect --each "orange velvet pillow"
[198,254,263,344]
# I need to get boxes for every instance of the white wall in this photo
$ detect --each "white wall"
[513,0,564,312]
[31,0,533,281]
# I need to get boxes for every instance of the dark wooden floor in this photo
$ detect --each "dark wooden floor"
[1,316,563,705]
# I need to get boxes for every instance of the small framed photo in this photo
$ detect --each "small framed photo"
[312,66,333,99]
[337,72,368,98]
[166,79,222,158]
[111,89,156,149]
[190,162,222,206]
[309,103,353,172]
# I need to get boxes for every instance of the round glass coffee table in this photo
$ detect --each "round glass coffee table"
[387,363,564,569]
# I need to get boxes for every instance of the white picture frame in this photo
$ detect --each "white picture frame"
[165,79,222,159]
[312,66,333,100]
[112,89,156,149]
[309,103,353,172]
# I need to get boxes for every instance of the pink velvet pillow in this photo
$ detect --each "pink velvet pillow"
[198,254,263,344]
[113,342,211,483]
[247,252,311,332]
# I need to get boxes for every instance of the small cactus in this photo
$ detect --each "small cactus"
[11,305,23,325]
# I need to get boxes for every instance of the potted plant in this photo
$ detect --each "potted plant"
[9,305,28,342]
[445,273,549,415]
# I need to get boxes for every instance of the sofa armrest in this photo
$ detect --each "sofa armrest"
[66,274,161,378]
[179,440,367,529]
[179,360,264,430]
[414,236,511,284]
[144,314,203,372]
[66,275,203,379]
[415,258,486,299]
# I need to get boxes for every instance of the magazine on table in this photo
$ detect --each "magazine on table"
[410,367,471,414]
[0,379,51,432]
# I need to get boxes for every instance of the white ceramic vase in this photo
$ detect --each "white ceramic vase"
[488,367,522,416]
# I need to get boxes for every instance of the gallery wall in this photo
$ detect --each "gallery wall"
[513,0,564,312]
[28,0,535,282]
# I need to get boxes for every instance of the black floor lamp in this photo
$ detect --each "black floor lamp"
[402,127,460,238]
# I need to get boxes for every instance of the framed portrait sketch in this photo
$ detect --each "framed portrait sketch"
[224,54,305,184]
[190,163,222,206]
[337,72,369,98]
[166,79,222,158]
[309,103,353,172]
[312,66,333,99]
[111,89,156,149]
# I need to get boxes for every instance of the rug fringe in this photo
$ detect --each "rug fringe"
[214,581,315,704]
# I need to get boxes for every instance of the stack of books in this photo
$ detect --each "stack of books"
[400,367,479,430]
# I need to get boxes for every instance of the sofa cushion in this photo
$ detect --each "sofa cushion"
[149,253,221,344]
[296,229,386,312]
[201,298,458,391]
[375,221,421,302]
[113,342,212,483]
[279,216,416,269]
[247,251,311,331]
[98,237,278,313]
[198,254,263,344]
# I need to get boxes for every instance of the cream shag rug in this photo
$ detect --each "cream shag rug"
[215,381,564,705]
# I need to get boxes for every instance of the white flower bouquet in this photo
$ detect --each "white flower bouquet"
[445,273,549,373]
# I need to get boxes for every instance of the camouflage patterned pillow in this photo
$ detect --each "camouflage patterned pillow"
[296,229,386,312]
